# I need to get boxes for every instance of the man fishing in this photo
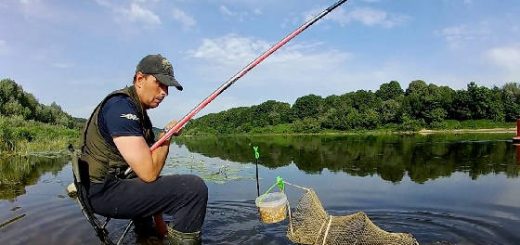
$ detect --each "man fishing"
[79,54,207,243]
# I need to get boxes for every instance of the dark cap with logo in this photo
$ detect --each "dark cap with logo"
[136,54,183,91]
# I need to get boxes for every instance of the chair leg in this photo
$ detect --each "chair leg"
[116,220,134,245]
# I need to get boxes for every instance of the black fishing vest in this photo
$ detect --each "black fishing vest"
[80,86,155,183]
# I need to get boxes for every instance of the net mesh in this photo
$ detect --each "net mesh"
[286,188,418,245]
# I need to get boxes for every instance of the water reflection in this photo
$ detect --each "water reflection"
[516,144,520,165]
[176,134,520,183]
[0,136,519,244]
[0,155,69,200]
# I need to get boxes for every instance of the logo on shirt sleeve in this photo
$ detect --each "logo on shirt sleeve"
[120,113,139,121]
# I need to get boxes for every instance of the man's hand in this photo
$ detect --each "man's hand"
[113,136,164,182]
[161,119,182,137]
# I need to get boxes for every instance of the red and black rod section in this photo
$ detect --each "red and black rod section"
[149,0,349,151]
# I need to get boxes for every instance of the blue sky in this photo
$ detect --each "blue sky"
[1,0,519,126]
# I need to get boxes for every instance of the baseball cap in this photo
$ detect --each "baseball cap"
[136,54,183,91]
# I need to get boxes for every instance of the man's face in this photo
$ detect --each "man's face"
[136,73,169,109]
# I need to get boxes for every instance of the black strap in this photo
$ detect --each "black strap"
[70,147,115,245]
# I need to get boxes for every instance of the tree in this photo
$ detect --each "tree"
[292,118,321,133]
[253,100,291,126]
[185,79,518,134]
[349,90,381,113]
[403,80,429,121]
[376,81,404,101]
[403,81,452,124]
[466,82,504,121]
[292,94,324,120]
[361,108,380,129]
[322,107,349,130]
[502,83,520,121]
[450,90,472,120]
[379,99,402,124]
[3,100,24,117]
[0,79,76,127]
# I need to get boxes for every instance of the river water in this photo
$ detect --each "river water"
[1,134,519,244]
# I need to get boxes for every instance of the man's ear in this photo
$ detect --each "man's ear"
[134,72,145,88]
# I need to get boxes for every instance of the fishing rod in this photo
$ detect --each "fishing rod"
[125,0,348,175]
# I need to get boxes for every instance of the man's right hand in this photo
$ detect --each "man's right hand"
[163,119,182,137]
[114,134,170,183]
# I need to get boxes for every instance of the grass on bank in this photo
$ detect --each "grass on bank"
[1,114,516,154]
[439,119,515,129]
[0,116,80,155]
[184,119,516,136]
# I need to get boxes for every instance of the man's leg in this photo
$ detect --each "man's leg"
[89,174,208,233]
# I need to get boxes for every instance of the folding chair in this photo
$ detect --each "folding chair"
[70,149,133,245]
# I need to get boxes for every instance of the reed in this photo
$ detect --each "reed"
[0,116,79,155]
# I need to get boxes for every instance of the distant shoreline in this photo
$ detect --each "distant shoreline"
[418,128,516,135]
[181,127,518,137]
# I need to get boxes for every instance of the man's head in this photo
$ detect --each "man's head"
[134,54,183,109]
[135,54,183,91]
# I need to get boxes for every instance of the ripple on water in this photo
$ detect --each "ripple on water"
[203,202,520,244]
[0,198,98,244]
[339,209,520,245]
[203,200,291,244]
[2,197,519,244]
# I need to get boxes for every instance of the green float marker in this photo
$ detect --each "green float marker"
[276,176,285,192]
[253,146,260,197]
[253,146,260,160]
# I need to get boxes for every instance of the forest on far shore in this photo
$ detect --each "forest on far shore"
[2,77,519,153]
[184,80,520,135]
[0,78,82,153]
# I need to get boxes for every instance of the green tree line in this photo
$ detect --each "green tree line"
[0,78,79,128]
[185,80,520,135]
[0,78,82,153]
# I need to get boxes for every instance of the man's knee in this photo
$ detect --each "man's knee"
[188,175,208,202]
[163,174,207,202]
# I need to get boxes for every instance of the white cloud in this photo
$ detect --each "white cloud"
[19,0,35,5]
[253,8,262,16]
[181,33,513,123]
[348,8,389,26]
[189,34,271,65]
[184,34,356,112]
[14,0,61,21]
[172,8,196,29]
[219,5,234,16]
[218,5,257,21]
[118,3,160,25]
[94,1,162,27]
[187,34,352,71]
[486,44,520,79]
[304,7,408,28]
[437,24,490,48]
[346,7,408,28]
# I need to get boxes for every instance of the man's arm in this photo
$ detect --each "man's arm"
[99,96,172,182]
[113,135,170,182]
